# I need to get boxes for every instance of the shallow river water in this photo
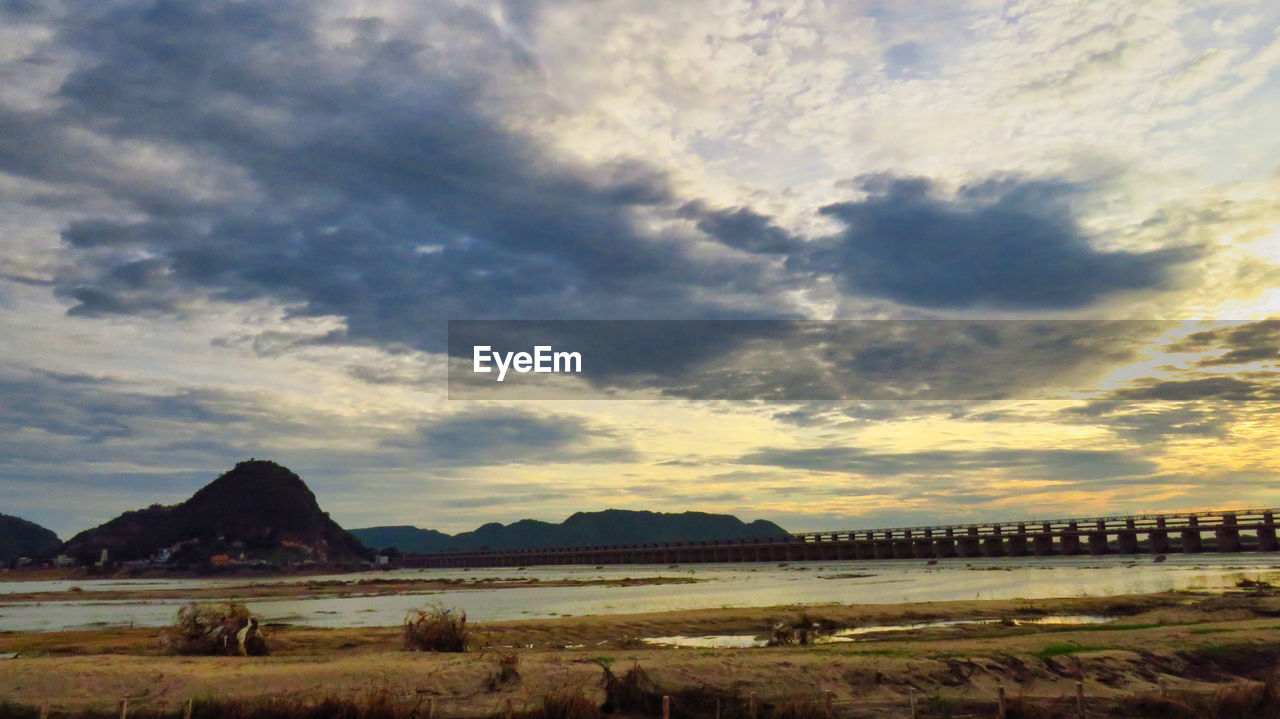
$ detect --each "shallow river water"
[2,553,1277,632]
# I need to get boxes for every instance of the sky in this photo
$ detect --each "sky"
[1,0,1279,539]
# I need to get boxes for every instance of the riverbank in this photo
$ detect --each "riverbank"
[0,575,699,604]
[3,590,1280,717]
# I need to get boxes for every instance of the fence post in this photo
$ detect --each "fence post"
[996,685,1005,719]
[119,698,129,719]
[715,697,721,719]
[1076,681,1086,718]
[663,695,671,719]
[909,688,917,719]
[38,704,48,719]
[183,698,193,719]
[749,692,758,719]
[825,690,833,719]
[427,697,435,719]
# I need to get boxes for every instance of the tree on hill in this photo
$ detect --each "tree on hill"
[0,513,62,563]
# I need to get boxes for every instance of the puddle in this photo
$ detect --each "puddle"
[837,614,1111,636]
[643,634,768,648]
[641,615,1113,648]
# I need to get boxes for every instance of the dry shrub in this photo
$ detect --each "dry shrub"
[999,695,1068,719]
[767,697,822,719]
[1121,677,1280,719]
[1206,678,1280,719]
[600,664,660,715]
[1120,694,1198,718]
[767,612,839,646]
[524,689,601,719]
[159,601,268,656]
[485,651,522,691]
[615,635,645,650]
[403,602,469,652]
[598,663,749,719]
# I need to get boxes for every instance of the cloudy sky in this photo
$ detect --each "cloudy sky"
[2,0,1279,539]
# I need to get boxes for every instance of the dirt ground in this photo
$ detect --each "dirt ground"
[4,590,1280,717]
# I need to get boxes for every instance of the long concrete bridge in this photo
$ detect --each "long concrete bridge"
[401,507,1280,569]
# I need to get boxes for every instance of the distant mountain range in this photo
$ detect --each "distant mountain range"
[351,509,790,554]
[62,459,371,566]
[2,460,792,568]
[0,513,62,563]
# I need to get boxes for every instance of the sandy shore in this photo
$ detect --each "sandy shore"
[3,590,1280,717]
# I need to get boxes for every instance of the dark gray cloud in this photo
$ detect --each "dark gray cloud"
[737,446,1158,482]
[0,0,1203,368]
[387,409,637,466]
[0,0,788,351]
[799,175,1196,309]
[1111,375,1280,401]
[448,319,1166,400]
[1064,401,1234,444]
[1166,318,1280,367]
[0,369,245,442]
[677,202,797,254]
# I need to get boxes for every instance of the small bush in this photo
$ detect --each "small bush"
[768,697,822,719]
[159,601,268,656]
[403,602,469,652]
[767,613,836,646]
[532,689,600,719]
[615,636,645,650]
[1206,678,1280,718]
[485,651,522,691]
[600,664,659,715]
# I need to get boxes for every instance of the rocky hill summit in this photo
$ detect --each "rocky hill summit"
[63,460,371,567]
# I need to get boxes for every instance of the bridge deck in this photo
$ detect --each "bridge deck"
[401,508,1279,568]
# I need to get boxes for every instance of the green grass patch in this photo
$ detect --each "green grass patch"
[840,647,910,657]
[1188,627,1235,635]
[1037,642,1110,658]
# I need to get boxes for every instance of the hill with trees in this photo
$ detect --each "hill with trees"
[352,509,789,553]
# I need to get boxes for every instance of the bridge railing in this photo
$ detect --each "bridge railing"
[789,507,1276,541]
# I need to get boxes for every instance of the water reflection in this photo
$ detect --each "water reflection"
[2,553,1277,633]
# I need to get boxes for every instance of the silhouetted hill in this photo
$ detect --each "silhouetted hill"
[346,525,452,554]
[0,513,62,563]
[62,460,372,566]
[351,509,789,553]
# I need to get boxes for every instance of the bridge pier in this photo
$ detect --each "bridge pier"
[1088,532,1109,555]
[1062,522,1081,555]
[913,539,934,558]
[1009,525,1029,557]
[958,528,981,558]
[982,536,1004,557]
[934,538,955,558]
[1217,513,1241,553]
[1033,533,1053,556]
[1260,512,1277,552]
[1182,530,1202,553]
[868,540,886,559]
[1149,531,1170,554]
